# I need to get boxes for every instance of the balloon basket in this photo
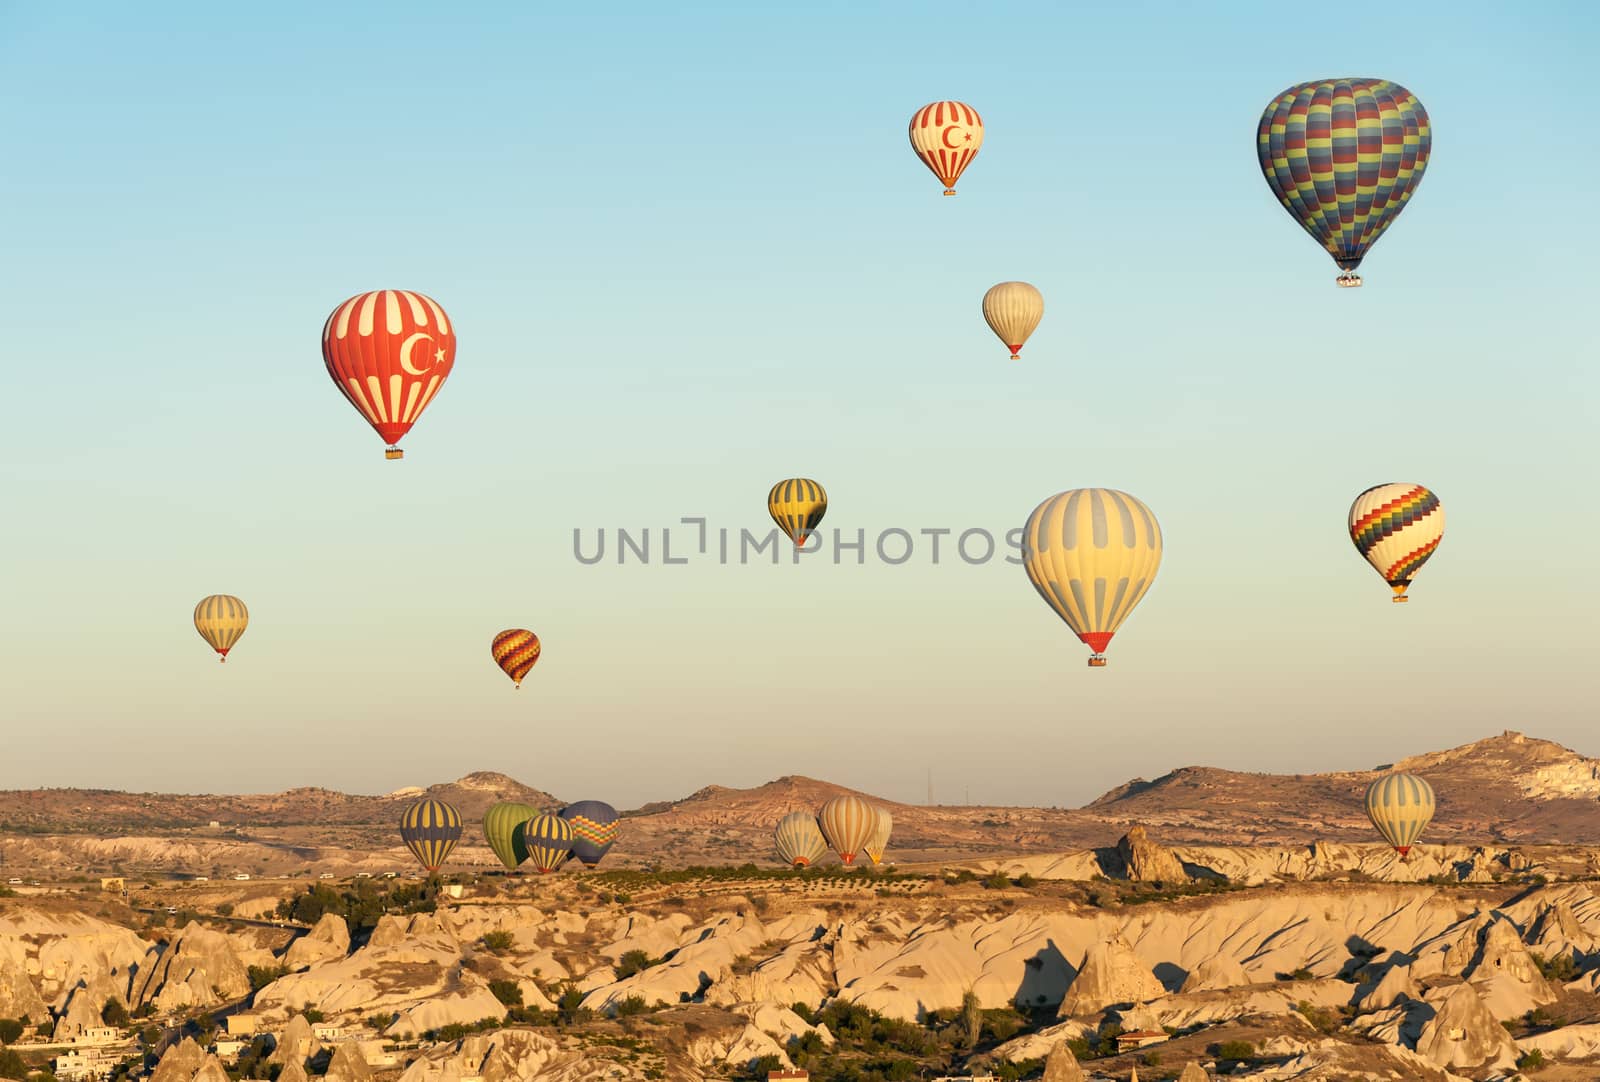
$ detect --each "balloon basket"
[1392,595,1409,604]
[942,189,956,196]
[1336,274,1363,288]
[385,447,404,460]
[1087,654,1108,668]
[1009,351,1021,360]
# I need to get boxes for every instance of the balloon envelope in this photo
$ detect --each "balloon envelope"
[817,796,875,865]
[400,798,463,872]
[981,282,1043,360]
[864,807,892,866]
[523,813,573,874]
[322,290,456,458]
[774,811,828,868]
[1348,484,1444,602]
[768,479,827,548]
[194,595,248,662]
[909,101,983,195]
[559,801,620,867]
[1364,772,1435,856]
[1257,79,1430,284]
[491,629,542,687]
[483,802,537,870]
[1022,489,1163,666]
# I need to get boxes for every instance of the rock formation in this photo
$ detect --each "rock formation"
[132,923,251,1012]
[323,1041,375,1082]
[268,1014,321,1067]
[1464,917,1557,1019]
[1058,931,1165,1017]
[1357,962,1419,1011]
[284,913,350,970]
[1040,1041,1086,1082]
[149,1039,229,1082]
[1179,954,1248,993]
[1414,983,1518,1070]
[1177,1064,1208,1082]
[1116,825,1188,883]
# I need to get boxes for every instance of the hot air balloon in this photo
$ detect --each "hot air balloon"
[1348,484,1444,603]
[1022,489,1163,667]
[817,796,875,866]
[322,290,456,459]
[1364,772,1435,859]
[194,595,248,663]
[559,801,620,867]
[981,282,1043,360]
[523,813,573,874]
[864,807,892,866]
[400,798,462,873]
[768,479,827,549]
[491,630,542,688]
[774,811,828,868]
[1257,79,1431,287]
[909,101,983,195]
[484,802,537,871]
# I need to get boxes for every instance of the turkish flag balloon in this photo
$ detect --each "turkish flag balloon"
[322,290,456,459]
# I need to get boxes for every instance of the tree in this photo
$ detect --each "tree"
[487,981,522,1007]
[614,950,656,980]
[101,999,130,1028]
[0,1020,20,1044]
[959,990,982,1051]
[480,931,514,954]
[0,1050,26,1081]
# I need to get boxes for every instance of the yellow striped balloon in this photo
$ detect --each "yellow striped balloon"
[194,595,249,663]
[399,798,462,873]
[1364,772,1435,859]
[981,282,1043,360]
[864,806,892,866]
[523,813,574,874]
[1022,489,1163,667]
[817,795,875,866]
[1348,484,1444,603]
[768,478,827,548]
[774,811,828,868]
[491,629,542,687]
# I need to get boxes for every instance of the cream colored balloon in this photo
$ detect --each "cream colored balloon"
[982,282,1044,360]
[1022,489,1163,667]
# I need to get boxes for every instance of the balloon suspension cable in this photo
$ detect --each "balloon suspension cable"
[1336,272,1363,288]
[1088,654,1108,668]
[385,446,404,460]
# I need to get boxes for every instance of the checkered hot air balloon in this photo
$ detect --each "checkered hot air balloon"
[194,595,248,663]
[1257,79,1430,287]
[399,798,462,873]
[1348,484,1444,603]
[1022,489,1163,668]
[559,801,620,867]
[491,629,542,688]
[909,101,983,195]
[767,479,827,549]
[322,290,456,459]
[1364,772,1435,859]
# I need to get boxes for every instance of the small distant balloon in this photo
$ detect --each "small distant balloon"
[1348,484,1444,603]
[864,807,892,866]
[909,101,983,195]
[1364,772,1435,859]
[981,282,1043,360]
[523,813,574,874]
[399,798,463,873]
[491,629,542,688]
[774,811,828,868]
[559,801,620,867]
[768,479,827,549]
[194,595,248,663]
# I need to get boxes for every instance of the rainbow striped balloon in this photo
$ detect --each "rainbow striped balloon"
[1364,773,1435,858]
[491,629,542,687]
[1348,484,1444,603]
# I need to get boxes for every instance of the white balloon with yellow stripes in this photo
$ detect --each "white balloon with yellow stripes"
[1364,772,1435,859]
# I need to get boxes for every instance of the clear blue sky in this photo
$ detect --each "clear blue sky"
[1,2,1595,808]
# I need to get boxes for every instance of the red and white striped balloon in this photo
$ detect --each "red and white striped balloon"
[908,101,983,195]
[322,290,456,459]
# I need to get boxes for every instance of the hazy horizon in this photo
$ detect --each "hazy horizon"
[2,3,1596,808]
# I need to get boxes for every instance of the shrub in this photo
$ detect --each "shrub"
[0,1050,27,1081]
[1531,951,1578,982]
[613,996,648,1017]
[615,950,657,980]
[981,873,1012,890]
[247,965,289,994]
[1214,1039,1256,1062]
[100,1000,130,1027]
[0,1020,23,1044]
[215,903,234,917]
[1517,1049,1545,1070]
[1015,873,1037,889]
[488,980,522,1007]
[480,930,515,954]
[300,1008,325,1024]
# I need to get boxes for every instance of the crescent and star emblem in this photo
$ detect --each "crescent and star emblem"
[399,332,439,376]
[940,124,969,150]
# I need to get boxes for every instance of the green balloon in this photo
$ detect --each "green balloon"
[484,802,538,870]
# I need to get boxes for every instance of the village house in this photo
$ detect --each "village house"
[1114,1029,1170,1053]
[72,1027,124,1047]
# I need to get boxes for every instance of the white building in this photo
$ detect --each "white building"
[73,1027,123,1047]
